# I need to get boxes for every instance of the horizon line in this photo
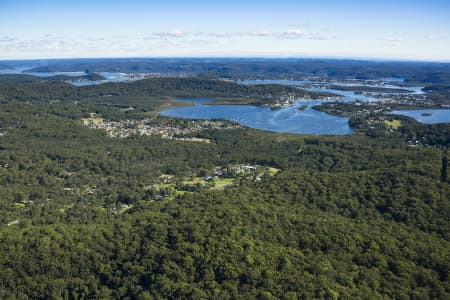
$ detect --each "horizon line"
[1,55,450,64]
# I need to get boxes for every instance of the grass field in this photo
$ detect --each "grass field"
[267,167,281,176]
[385,119,402,130]
[211,178,235,190]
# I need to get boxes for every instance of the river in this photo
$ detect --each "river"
[1,69,447,134]
[160,79,425,135]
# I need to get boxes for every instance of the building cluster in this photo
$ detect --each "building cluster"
[321,89,440,118]
[375,93,430,106]
[82,117,240,139]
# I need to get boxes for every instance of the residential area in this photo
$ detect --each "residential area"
[82,113,241,141]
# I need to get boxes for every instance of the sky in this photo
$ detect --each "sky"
[0,0,449,61]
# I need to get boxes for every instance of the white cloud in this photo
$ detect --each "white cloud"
[207,32,232,38]
[86,37,105,42]
[0,28,336,59]
[279,29,335,40]
[378,36,403,46]
[383,37,403,42]
[0,36,17,43]
[281,29,307,38]
[245,31,272,37]
[153,31,186,39]
[426,34,444,40]
[288,22,311,28]
[190,29,334,40]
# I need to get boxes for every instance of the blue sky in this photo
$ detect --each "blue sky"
[0,0,449,61]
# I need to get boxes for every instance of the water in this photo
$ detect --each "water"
[161,80,383,135]
[70,72,133,86]
[0,66,32,74]
[1,70,443,133]
[402,86,425,94]
[161,79,435,135]
[0,66,85,77]
[238,79,317,86]
[161,99,352,135]
[0,66,133,86]
[307,87,376,102]
[241,79,424,94]
[381,77,405,83]
[27,71,86,77]
[388,109,450,124]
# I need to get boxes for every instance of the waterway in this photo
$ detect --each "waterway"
[1,69,447,134]
[161,79,442,134]
[160,98,353,135]
[387,109,450,124]
[0,66,134,85]
[161,80,387,135]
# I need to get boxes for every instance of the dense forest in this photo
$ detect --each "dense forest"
[0,75,334,110]
[0,75,449,299]
[0,73,105,84]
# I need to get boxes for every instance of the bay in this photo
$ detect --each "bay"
[160,99,352,135]
[387,109,450,124]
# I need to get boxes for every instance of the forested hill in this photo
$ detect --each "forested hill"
[0,73,105,84]
[0,74,335,107]
[0,77,449,299]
